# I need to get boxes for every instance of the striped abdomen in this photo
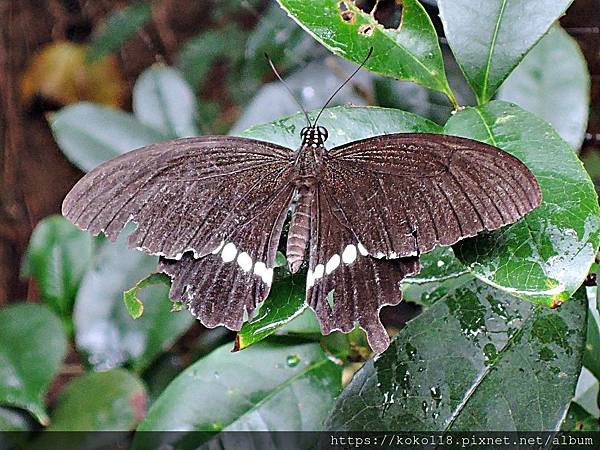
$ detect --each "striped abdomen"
[286,188,313,273]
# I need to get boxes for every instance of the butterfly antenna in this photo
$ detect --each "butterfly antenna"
[313,46,374,126]
[265,53,312,127]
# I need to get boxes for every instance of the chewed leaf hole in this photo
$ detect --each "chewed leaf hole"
[356,0,404,29]
[338,1,356,24]
[358,23,376,36]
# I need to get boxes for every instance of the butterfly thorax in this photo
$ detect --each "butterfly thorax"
[291,126,329,188]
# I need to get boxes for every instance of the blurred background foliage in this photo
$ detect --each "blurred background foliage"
[0,0,599,442]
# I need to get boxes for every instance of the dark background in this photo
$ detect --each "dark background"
[1,0,599,306]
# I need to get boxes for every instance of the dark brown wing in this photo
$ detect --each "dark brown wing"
[324,133,542,259]
[306,185,420,354]
[159,181,296,330]
[63,136,294,259]
[63,136,296,330]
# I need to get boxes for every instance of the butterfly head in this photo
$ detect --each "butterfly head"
[300,126,328,148]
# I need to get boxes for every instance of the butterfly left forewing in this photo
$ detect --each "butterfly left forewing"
[63,135,296,330]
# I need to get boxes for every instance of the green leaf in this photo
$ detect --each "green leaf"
[241,105,443,147]
[499,26,590,150]
[445,101,600,306]
[235,271,307,351]
[402,247,470,308]
[50,102,166,172]
[438,0,574,103]
[123,273,172,320]
[21,215,95,319]
[561,402,600,431]
[276,0,456,103]
[0,304,67,426]
[134,341,341,447]
[47,369,147,431]
[234,106,441,347]
[86,1,153,64]
[327,281,587,431]
[133,66,200,138]
[583,287,600,380]
[74,232,193,372]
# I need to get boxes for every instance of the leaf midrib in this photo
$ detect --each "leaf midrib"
[443,304,541,430]
[480,0,508,103]
[221,356,331,431]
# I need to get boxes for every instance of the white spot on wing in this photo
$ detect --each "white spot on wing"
[325,254,340,275]
[313,264,324,279]
[237,252,252,272]
[221,242,237,262]
[254,261,267,276]
[357,242,369,256]
[342,244,357,264]
[262,268,274,284]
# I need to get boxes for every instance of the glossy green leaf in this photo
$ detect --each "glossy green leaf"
[235,271,306,351]
[133,66,200,138]
[574,367,599,419]
[276,0,456,102]
[0,304,67,426]
[445,101,600,306]
[234,106,441,347]
[438,0,573,103]
[86,1,153,64]
[499,26,590,150]
[327,282,587,431]
[50,102,166,172]
[134,341,341,447]
[402,247,470,308]
[561,403,600,431]
[21,215,95,319]
[47,369,147,431]
[241,105,443,147]
[74,233,194,372]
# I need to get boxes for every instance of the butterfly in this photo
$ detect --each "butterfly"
[62,51,541,354]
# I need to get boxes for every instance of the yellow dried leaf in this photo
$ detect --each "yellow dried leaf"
[21,41,126,107]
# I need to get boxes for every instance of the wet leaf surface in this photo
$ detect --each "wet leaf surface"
[21,215,96,320]
[438,0,574,103]
[133,66,200,139]
[46,369,147,431]
[134,341,341,447]
[74,232,193,372]
[446,101,600,306]
[276,0,455,100]
[0,304,67,425]
[327,282,587,431]
[499,26,590,150]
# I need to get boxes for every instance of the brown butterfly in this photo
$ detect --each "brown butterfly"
[62,51,541,353]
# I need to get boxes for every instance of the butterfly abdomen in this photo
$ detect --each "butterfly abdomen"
[287,187,313,273]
